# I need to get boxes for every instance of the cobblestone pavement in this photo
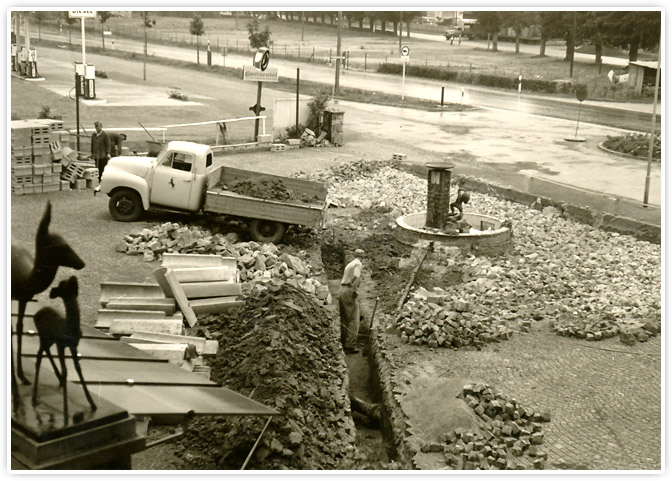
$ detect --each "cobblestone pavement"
[384,320,661,470]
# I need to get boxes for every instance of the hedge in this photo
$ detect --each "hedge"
[377,63,573,94]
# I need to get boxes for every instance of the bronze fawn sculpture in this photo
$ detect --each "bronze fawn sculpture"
[32,276,97,422]
[11,201,85,407]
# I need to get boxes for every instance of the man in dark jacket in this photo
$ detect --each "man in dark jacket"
[90,121,111,180]
[109,132,127,157]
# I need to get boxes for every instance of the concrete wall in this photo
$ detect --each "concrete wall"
[273,97,311,137]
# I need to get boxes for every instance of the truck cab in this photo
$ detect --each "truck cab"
[96,141,216,221]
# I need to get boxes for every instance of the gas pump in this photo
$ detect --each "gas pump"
[25,48,39,78]
[11,44,17,71]
[83,63,96,99]
[17,46,27,75]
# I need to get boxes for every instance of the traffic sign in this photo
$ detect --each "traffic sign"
[401,45,410,56]
[69,11,96,18]
[401,55,409,64]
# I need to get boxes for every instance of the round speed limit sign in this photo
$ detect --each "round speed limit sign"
[401,45,410,56]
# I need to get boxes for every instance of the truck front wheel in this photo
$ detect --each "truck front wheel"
[109,189,143,222]
[249,219,285,244]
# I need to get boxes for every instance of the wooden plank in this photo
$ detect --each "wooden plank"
[180,281,242,299]
[99,282,164,307]
[109,318,183,336]
[190,297,245,315]
[127,343,188,362]
[95,309,183,329]
[151,268,198,328]
[18,335,164,362]
[125,331,217,356]
[105,298,176,315]
[171,266,236,283]
[161,253,236,269]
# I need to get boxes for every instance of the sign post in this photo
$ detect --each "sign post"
[69,11,95,66]
[244,49,278,140]
[401,45,409,101]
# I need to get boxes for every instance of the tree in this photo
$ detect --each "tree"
[537,11,565,57]
[501,11,535,53]
[247,17,272,49]
[578,11,608,71]
[98,11,113,50]
[61,12,76,44]
[190,14,205,64]
[475,12,503,51]
[403,11,422,37]
[601,11,661,61]
[32,12,47,39]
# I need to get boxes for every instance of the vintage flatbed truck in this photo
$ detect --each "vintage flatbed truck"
[95,141,328,243]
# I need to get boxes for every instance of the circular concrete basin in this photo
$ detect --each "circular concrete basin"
[395,212,513,255]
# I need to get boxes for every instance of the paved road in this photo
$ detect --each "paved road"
[28,44,661,210]
[36,29,660,133]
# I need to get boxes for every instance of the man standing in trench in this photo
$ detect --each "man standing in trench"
[339,257,362,354]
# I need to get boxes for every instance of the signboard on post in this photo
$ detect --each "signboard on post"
[69,11,96,18]
[242,65,279,82]
[400,46,409,100]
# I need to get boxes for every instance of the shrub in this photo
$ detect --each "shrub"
[306,92,330,133]
[95,69,108,78]
[38,105,62,120]
[603,133,661,160]
[284,123,304,139]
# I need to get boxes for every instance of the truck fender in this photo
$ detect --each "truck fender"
[105,171,151,211]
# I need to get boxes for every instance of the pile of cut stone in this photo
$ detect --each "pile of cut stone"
[394,287,514,349]
[118,223,331,306]
[300,161,660,341]
[551,315,661,345]
[428,383,551,470]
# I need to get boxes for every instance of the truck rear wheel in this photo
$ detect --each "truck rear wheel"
[109,189,143,222]
[250,219,285,244]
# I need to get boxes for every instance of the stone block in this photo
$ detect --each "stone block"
[533,458,545,470]
[530,432,544,445]
[429,442,443,453]
[541,410,551,422]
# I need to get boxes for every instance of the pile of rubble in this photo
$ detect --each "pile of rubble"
[551,315,661,344]
[425,383,551,470]
[299,128,332,148]
[177,284,356,469]
[308,162,660,342]
[394,287,514,349]
[117,223,332,307]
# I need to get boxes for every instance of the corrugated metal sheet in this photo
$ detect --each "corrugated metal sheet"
[12,302,277,423]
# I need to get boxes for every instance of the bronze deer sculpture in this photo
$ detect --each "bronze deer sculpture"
[32,276,97,422]
[11,201,85,406]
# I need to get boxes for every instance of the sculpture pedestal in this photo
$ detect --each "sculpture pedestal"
[11,370,145,470]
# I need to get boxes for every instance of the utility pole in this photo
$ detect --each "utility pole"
[569,12,576,78]
[399,12,403,52]
[301,12,304,42]
[643,45,661,206]
[334,11,342,96]
[143,12,147,81]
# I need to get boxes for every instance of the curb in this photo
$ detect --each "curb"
[597,141,661,162]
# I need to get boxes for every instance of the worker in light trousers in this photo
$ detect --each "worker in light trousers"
[339,258,362,354]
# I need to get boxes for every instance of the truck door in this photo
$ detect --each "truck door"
[150,151,197,210]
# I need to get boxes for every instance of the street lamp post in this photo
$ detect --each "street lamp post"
[643,46,661,207]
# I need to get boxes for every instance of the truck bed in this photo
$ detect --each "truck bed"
[203,166,328,228]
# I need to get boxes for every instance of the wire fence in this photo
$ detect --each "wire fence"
[58,24,560,82]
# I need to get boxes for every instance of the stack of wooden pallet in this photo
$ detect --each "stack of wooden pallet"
[10,119,68,195]
[94,253,245,379]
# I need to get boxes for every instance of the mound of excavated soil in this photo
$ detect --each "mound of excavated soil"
[220,177,320,204]
[175,284,356,470]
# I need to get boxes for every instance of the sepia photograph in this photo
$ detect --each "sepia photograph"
[8,3,663,473]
